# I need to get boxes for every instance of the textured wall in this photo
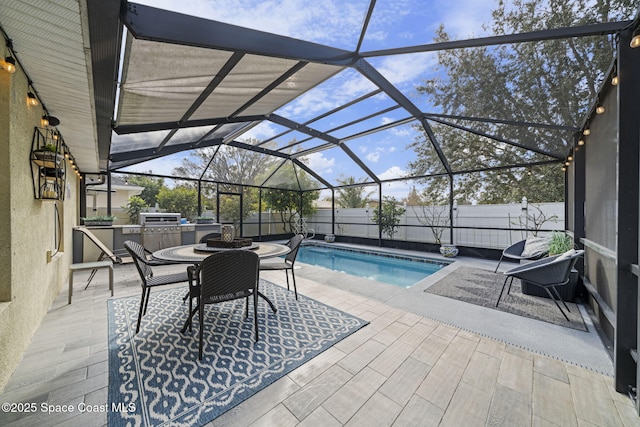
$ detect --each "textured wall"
[0,51,78,392]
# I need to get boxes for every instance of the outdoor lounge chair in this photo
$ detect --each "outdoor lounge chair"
[124,240,189,334]
[69,226,124,303]
[181,250,260,360]
[496,249,584,321]
[73,226,122,283]
[259,234,304,299]
[493,237,550,272]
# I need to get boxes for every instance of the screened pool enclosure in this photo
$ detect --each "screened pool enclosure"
[68,1,640,409]
[94,2,637,248]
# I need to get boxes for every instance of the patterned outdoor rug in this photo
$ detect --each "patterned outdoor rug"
[107,280,368,426]
[425,267,587,331]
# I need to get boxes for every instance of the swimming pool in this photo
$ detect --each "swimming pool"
[296,244,449,287]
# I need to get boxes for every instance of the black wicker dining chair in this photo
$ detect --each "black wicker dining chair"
[181,250,260,360]
[124,240,190,334]
[259,234,304,299]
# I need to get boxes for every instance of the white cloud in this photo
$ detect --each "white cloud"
[378,165,407,180]
[302,152,335,174]
[122,153,186,177]
[376,53,437,86]
[135,0,369,49]
[366,151,380,162]
[439,0,494,39]
[239,122,278,141]
[278,70,376,120]
[378,166,411,199]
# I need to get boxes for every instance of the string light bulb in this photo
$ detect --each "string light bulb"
[583,128,590,136]
[596,105,605,114]
[40,115,49,127]
[611,75,619,85]
[27,92,38,106]
[631,27,640,48]
[578,139,585,146]
[2,56,16,73]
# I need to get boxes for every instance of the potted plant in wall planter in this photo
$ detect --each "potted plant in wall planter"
[32,143,63,167]
[195,216,214,224]
[521,231,581,301]
[82,215,116,226]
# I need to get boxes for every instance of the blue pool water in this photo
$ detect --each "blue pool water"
[296,245,448,288]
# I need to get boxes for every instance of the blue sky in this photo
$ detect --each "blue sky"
[122,0,499,196]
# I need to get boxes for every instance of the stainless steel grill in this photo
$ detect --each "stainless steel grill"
[140,213,182,251]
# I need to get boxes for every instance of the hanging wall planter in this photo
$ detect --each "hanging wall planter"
[30,128,66,201]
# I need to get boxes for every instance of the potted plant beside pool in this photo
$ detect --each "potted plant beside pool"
[82,215,116,226]
[521,231,581,301]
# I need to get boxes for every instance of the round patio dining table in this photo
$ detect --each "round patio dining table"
[152,241,290,264]
[152,242,291,319]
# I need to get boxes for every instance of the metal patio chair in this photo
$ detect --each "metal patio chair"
[124,240,189,334]
[259,234,304,299]
[494,238,549,273]
[496,250,584,321]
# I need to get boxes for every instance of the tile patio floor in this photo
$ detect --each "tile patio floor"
[0,254,638,426]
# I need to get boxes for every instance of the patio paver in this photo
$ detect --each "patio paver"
[0,257,636,427]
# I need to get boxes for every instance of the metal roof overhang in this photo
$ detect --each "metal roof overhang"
[0,0,121,173]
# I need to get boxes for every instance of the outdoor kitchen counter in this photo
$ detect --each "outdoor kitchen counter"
[73,223,222,263]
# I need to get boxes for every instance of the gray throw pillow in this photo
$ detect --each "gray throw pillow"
[520,236,551,257]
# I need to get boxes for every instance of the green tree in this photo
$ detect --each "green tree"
[372,196,405,240]
[173,142,278,217]
[404,186,422,206]
[123,195,148,224]
[156,186,198,220]
[408,0,636,203]
[335,176,373,208]
[125,173,164,206]
[262,188,319,233]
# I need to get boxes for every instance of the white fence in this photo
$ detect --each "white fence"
[224,202,565,250]
[304,202,564,250]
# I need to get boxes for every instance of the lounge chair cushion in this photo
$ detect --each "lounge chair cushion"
[520,236,551,257]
